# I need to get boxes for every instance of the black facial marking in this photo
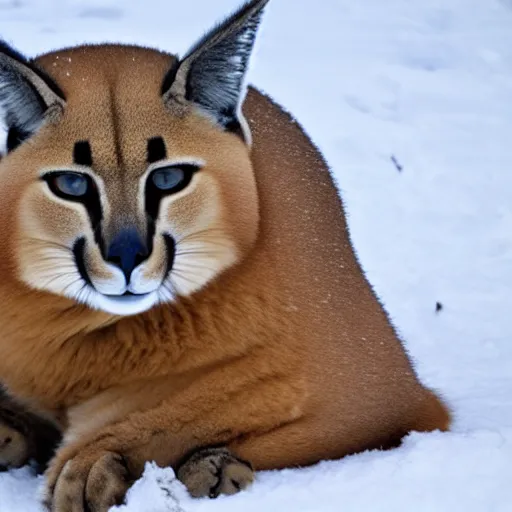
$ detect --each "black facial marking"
[73,140,93,167]
[43,171,104,252]
[163,233,176,276]
[73,238,92,286]
[144,163,199,255]
[147,136,167,164]
[145,164,198,220]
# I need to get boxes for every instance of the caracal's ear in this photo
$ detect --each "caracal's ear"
[162,0,270,146]
[0,40,65,154]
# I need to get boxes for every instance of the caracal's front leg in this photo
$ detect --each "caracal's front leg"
[44,375,301,512]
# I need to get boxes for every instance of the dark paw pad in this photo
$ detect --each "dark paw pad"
[177,447,254,499]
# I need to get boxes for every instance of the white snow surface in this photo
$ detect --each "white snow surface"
[1,0,512,510]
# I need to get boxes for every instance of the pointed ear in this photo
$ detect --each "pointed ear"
[162,0,270,145]
[0,41,65,154]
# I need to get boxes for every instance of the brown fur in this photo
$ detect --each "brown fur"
[0,1,450,510]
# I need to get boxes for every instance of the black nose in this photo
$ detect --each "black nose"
[106,228,149,281]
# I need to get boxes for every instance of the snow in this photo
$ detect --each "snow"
[1,0,512,510]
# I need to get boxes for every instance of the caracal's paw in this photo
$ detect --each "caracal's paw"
[44,450,132,512]
[177,447,254,499]
[0,394,61,472]
[0,420,29,470]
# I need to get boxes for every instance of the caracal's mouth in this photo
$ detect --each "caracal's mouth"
[89,290,160,316]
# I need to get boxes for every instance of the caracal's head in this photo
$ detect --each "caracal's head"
[0,0,269,315]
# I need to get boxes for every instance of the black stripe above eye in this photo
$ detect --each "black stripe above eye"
[147,136,167,164]
[73,140,93,167]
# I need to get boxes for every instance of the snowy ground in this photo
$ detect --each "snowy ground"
[1,0,512,510]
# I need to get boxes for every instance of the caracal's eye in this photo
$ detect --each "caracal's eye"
[151,167,186,192]
[145,164,199,220]
[47,172,89,199]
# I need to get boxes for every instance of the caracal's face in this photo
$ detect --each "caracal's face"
[0,0,270,315]
[0,44,260,315]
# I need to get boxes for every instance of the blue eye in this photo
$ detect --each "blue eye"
[151,167,186,191]
[52,172,88,197]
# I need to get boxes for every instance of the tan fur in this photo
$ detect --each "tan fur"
[0,3,449,509]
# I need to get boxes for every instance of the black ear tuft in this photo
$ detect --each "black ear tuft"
[0,40,65,155]
[163,0,270,143]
